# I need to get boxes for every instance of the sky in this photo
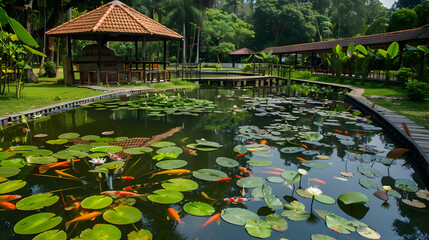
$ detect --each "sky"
[380,0,395,8]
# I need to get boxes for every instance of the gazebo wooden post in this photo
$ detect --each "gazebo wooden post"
[163,39,167,70]
[96,43,101,85]
[142,37,146,83]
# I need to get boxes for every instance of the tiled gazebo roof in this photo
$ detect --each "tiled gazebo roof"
[262,25,429,54]
[229,47,257,55]
[46,0,182,41]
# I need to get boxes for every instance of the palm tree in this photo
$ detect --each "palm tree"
[166,0,202,65]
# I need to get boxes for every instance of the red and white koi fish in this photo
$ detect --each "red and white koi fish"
[65,211,101,230]
[201,213,221,229]
[101,191,147,198]
[240,187,246,196]
[224,197,255,204]
[0,201,16,210]
[0,195,21,202]
[308,178,326,185]
[115,176,135,180]
[181,146,197,156]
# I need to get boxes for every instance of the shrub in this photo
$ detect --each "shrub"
[300,70,312,79]
[405,80,428,101]
[395,67,414,82]
[241,63,253,72]
[43,61,56,78]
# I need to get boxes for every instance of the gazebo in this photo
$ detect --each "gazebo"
[229,47,256,68]
[46,0,183,85]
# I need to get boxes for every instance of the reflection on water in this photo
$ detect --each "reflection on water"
[0,86,428,240]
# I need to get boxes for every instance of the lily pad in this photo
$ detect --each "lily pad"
[395,178,418,192]
[123,147,153,155]
[311,234,336,240]
[81,135,100,141]
[148,189,184,204]
[58,132,80,139]
[16,193,59,210]
[359,178,378,189]
[262,184,283,210]
[314,209,335,220]
[266,176,284,183]
[183,202,215,216]
[0,152,15,160]
[26,156,58,165]
[386,148,409,159]
[127,229,152,240]
[67,144,93,152]
[33,229,67,240]
[156,147,183,155]
[0,157,26,168]
[281,210,310,221]
[357,165,381,178]
[9,145,38,151]
[338,192,370,204]
[161,178,198,192]
[73,224,121,240]
[247,160,272,167]
[14,212,62,235]
[253,151,275,158]
[221,208,260,226]
[150,141,175,148]
[315,195,336,204]
[91,146,123,154]
[265,213,288,232]
[195,140,220,148]
[156,160,188,169]
[53,150,88,160]
[304,132,324,141]
[402,199,426,208]
[296,188,312,198]
[280,147,305,154]
[0,167,20,177]
[237,177,265,188]
[281,170,299,181]
[23,149,53,157]
[81,195,113,209]
[356,226,381,239]
[245,220,273,238]
[373,190,388,201]
[103,206,142,225]
[96,161,125,172]
[302,161,331,168]
[325,214,355,234]
[0,180,26,194]
[216,157,239,167]
[193,169,227,181]
[46,139,69,145]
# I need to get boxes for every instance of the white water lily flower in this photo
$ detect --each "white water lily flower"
[306,186,323,196]
[298,169,308,175]
[89,158,106,165]
[383,186,392,192]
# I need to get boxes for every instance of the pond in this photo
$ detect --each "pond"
[0,85,428,240]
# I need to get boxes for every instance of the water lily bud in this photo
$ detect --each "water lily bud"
[383,186,392,192]
[298,169,308,175]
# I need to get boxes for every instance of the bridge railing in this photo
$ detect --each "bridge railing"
[252,63,292,80]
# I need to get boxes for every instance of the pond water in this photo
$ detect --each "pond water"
[0,86,428,240]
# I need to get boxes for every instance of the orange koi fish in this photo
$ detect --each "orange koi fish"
[116,176,135,180]
[235,175,244,179]
[216,177,232,182]
[345,131,349,135]
[254,171,282,175]
[301,144,309,150]
[238,167,252,177]
[308,178,326,185]
[168,208,182,224]
[235,153,246,158]
[101,191,147,198]
[22,128,30,133]
[0,195,21,202]
[0,201,16,210]
[260,140,267,145]
[38,160,80,174]
[150,169,190,178]
[201,213,221,229]
[122,186,135,191]
[334,129,343,134]
[181,146,197,156]
[65,211,102,230]
[54,170,82,180]
[266,167,285,172]
[356,133,366,136]
[296,157,306,162]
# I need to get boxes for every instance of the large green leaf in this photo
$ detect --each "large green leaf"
[147,189,184,204]
[237,177,265,188]
[26,156,58,165]
[314,194,336,205]
[16,193,59,210]
[183,202,215,216]
[0,157,26,168]
[155,160,188,169]
[127,229,153,240]
[23,45,47,57]
[216,157,239,167]
[247,159,272,167]
[23,149,53,157]
[395,178,418,192]
[161,178,198,192]
[221,208,260,226]
[304,132,323,141]
[91,146,123,154]
[33,229,67,240]
[338,192,370,205]
[0,152,15,160]
[46,139,69,145]
[193,169,227,181]
[387,42,399,58]
[359,178,378,189]
[0,7,8,26]
[68,144,93,152]
[73,224,121,240]
[8,17,39,47]
[325,214,355,234]
[357,165,381,178]
[311,234,336,240]
[265,214,288,232]
[156,146,183,155]
[245,220,273,238]
[58,132,80,139]
[262,184,283,210]
[302,161,331,168]
[103,206,142,225]
[81,195,113,210]
[53,150,87,160]
[0,180,26,194]
[150,141,175,148]
[0,167,20,177]
[14,212,62,234]
[356,226,381,239]
[123,147,153,155]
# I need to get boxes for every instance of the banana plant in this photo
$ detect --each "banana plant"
[377,41,399,84]
[327,45,350,81]
[355,45,375,84]
[405,44,429,80]
[0,7,46,99]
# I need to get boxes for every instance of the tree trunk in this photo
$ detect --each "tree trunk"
[182,22,186,65]
[188,25,196,63]
[25,2,38,83]
[195,26,200,63]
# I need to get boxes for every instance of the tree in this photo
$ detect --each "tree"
[330,0,367,38]
[377,41,399,84]
[388,8,417,32]
[413,0,429,27]
[393,0,423,9]
[365,17,389,35]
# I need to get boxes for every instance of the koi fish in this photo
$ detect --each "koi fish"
[266,167,285,172]
[216,177,232,182]
[356,133,366,136]
[254,171,282,175]
[122,186,135,191]
[240,187,246,196]
[224,197,255,204]
[181,146,197,156]
[108,153,124,161]
[296,157,306,162]
[0,201,16,210]
[334,129,343,134]
[150,169,190,178]
[101,191,148,199]
[301,144,309,150]
[333,176,348,181]
[22,128,30,133]
[345,131,349,135]
[54,170,82,180]
[181,137,189,143]
[235,153,246,158]
[260,140,267,145]
[201,192,215,201]
[238,167,252,177]
[64,201,81,211]
[38,160,80,173]
[0,195,21,202]
[65,211,102,230]
[246,141,257,144]
[116,176,135,180]
[168,208,182,224]
[308,178,326,185]
[235,175,244,179]
[201,213,221,229]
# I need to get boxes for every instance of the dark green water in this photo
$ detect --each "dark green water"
[0,87,428,240]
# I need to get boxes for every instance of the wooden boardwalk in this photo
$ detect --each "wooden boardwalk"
[183,76,287,87]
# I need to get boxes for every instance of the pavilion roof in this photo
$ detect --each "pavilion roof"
[229,47,257,55]
[46,1,182,41]
[261,25,429,54]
